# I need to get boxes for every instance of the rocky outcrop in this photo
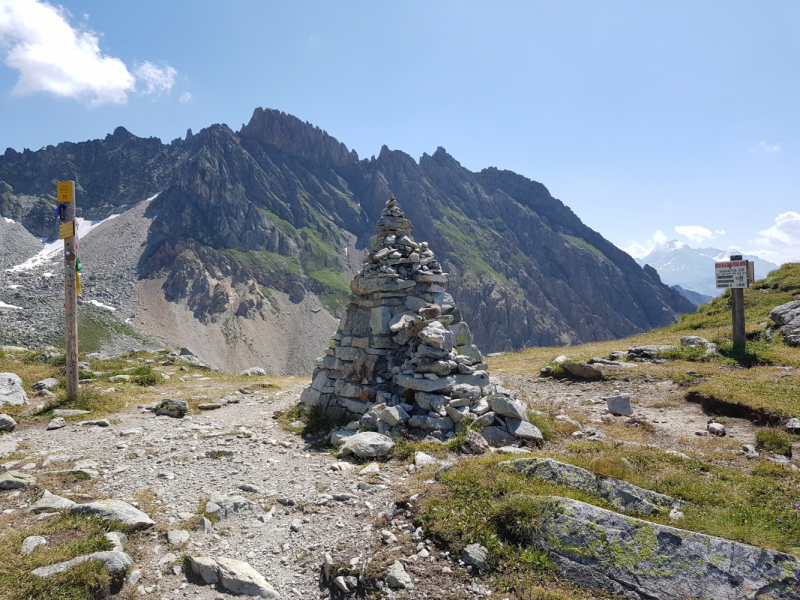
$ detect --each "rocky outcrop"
[518,496,800,600]
[770,300,800,347]
[2,108,697,355]
[501,457,678,515]
[240,107,358,167]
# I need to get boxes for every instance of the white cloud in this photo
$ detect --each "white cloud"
[674,225,716,245]
[750,141,781,154]
[622,230,668,259]
[748,211,800,265]
[0,0,175,105]
[134,61,176,96]
[179,91,193,103]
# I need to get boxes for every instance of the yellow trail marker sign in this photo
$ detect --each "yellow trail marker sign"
[57,181,74,203]
[59,220,75,239]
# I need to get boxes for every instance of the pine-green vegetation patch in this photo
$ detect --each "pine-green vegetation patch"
[755,429,799,455]
[558,233,605,259]
[260,286,281,313]
[690,371,800,419]
[434,208,509,283]
[218,248,300,275]
[319,292,348,314]
[307,269,350,293]
[31,388,127,421]
[72,313,147,354]
[0,513,126,600]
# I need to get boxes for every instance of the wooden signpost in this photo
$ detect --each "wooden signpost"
[57,181,79,401]
[715,254,752,349]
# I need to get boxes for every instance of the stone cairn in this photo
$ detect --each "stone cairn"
[300,196,543,447]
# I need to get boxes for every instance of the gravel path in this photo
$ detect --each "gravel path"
[1,373,479,599]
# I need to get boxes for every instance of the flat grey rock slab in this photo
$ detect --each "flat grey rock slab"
[47,417,67,430]
[490,396,529,421]
[530,495,800,600]
[501,457,677,515]
[338,432,395,458]
[0,470,36,489]
[52,409,90,416]
[31,551,132,577]
[505,418,543,443]
[70,499,155,529]
[30,490,77,513]
[205,493,256,519]
[188,555,279,598]
[32,377,59,390]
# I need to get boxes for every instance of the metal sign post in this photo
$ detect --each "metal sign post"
[715,254,750,349]
[57,181,79,401]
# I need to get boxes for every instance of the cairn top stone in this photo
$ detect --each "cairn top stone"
[301,196,533,450]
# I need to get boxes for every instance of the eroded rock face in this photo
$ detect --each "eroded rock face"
[526,496,800,600]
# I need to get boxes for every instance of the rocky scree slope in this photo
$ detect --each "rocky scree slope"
[1,108,695,356]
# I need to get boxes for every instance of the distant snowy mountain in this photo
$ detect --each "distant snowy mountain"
[635,241,778,298]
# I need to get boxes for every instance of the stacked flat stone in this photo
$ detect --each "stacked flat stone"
[301,196,542,446]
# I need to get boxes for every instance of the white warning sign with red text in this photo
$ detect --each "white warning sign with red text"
[715,260,749,289]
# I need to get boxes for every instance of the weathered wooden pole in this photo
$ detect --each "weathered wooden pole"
[730,254,746,350]
[58,181,79,401]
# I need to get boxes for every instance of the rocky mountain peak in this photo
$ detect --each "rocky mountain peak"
[239,107,358,166]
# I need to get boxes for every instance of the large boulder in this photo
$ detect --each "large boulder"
[338,432,395,458]
[522,495,800,600]
[385,560,413,589]
[563,362,602,379]
[770,300,800,346]
[490,396,529,421]
[0,471,36,490]
[505,418,543,444]
[0,373,27,407]
[501,457,676,515]
[155,398,188,418]
[70,499,155,529]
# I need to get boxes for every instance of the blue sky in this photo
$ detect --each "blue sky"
[1,0,798,263]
